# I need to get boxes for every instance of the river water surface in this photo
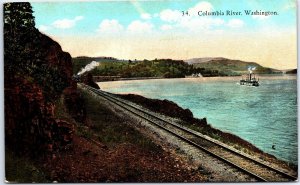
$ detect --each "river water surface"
[98,75,297,164]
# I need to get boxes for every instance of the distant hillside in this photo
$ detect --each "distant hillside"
[73,56,283,78]
[186,58,282,76]
[185,57,227,64]
[72,56,122,74]
[73,57,192,78]
[286,69,297,74]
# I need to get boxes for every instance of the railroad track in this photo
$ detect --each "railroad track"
[81,84,297,182]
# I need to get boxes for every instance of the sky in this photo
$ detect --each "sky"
[31,0,297,69]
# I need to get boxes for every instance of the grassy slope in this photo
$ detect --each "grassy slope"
[79,89,162,150]
[48,88,206,182]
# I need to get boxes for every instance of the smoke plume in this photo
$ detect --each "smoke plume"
[77,61,99,75]
[248,66,256,74]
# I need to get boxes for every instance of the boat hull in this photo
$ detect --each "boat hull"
[240,80,259,86]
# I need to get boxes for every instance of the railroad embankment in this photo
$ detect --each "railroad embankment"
[40,87,208,182]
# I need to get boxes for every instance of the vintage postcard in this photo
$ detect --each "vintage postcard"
[4,0,297,183]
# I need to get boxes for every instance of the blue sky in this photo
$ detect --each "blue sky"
[32,0,297,69]
[32,0,296,35]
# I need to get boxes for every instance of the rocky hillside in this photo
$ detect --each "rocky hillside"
[4,3,77,157]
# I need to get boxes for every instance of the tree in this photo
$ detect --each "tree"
[4,3,35,32]
[4,2,36,77]
[4,2,69,99]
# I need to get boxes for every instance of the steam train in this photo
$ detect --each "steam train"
[72,74,81,82]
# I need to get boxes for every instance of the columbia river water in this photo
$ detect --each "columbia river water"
[98,75,297,164]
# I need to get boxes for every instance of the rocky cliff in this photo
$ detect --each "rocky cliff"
[5,32,76,157]
[4,3,76,157]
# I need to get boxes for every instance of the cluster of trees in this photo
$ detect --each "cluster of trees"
[4,2,36,77]
[91,59,192,78]
[73,57,197,78]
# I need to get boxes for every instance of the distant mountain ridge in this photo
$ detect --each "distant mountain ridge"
[73,56,287,78]
[185,57,282,75]
[185,57,227,64]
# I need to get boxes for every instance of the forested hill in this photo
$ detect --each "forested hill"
[73,56,283,78]
[73,57,192,78]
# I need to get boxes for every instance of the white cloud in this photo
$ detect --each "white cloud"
[188,1,213,16]
[158,1,224,32]
[160,9,182,22]
[97,19,124,33]
[141,13,151,20]
[52,16,84,29]
[227,19,244,28]
[127,20,153,34]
